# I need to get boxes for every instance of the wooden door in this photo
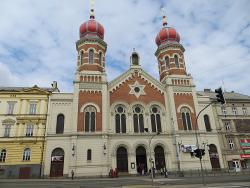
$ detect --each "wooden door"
[19,167,31,179]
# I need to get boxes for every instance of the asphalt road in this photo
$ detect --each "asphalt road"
[0,174,250,188]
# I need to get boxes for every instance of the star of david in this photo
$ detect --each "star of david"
[129,81,146,98]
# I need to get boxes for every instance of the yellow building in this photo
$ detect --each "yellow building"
[0,85,57,178]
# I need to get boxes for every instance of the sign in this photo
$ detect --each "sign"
[180,145,197,153]
[240,154,250,159]
[240,139,250,149]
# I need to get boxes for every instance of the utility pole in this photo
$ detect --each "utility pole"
[147,131,160,186]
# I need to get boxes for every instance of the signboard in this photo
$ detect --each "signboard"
[240,154,250,159]
[240,139,250,149]
[180,145,197,153]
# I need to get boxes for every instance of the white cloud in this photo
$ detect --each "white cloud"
[0,0,249,95]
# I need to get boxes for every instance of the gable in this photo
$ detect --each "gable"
[109,68,165,105]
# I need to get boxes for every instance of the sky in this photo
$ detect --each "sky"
[0,0,250,95]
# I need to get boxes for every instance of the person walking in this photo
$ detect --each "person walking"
[71,170,75,180]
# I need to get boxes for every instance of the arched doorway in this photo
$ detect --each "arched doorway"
[116,146,128,172]
[209,144,221,170]
[50,148,64,177]
[154,145,165,170]
[136,146,147,174]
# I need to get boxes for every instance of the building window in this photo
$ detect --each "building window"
[174,55,179,68]
[23,148,31,161]
[225,122,231,132]
[228,139,234,150]
[29,103,37,115]
[181,107,192,130]
[4,125,11,137]
[0,149,6,162]
[26,124,33,137]
[133,105,144,133]
[150,106,162,133]
[7,102,15,115]
[80,51,84,65]
[115,105,126,133]
[165,56,170,69]
[221,106,227,116]
[204,114,212,132]
[87,149,92,161]
[99,52,102,65]
[242,107,247,116]
[84,106,96,132]
[232,106,237,116]
[56,114,65,134]
[89,49,94,64]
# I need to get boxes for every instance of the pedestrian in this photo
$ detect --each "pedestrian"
[71,170,74,180]
[164,167,168,178]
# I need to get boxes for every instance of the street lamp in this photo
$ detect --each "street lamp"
[145,129,160,186]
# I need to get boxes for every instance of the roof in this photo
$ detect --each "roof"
[0,86,56,93]
[197,91,250,101]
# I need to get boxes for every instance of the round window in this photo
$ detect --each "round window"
[117,106,124,113]
[134,87,140,93]
[152,107,158,113]
[135,107,141,113]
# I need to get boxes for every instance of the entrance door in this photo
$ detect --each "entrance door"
[209,144,221,170]
[136,146,147,173]
[117,147,128,172]
[154,146,165,170]
[19,167,31,179]
[50,148,64,177]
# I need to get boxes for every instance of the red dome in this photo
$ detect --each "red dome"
[79,19,104,39]
[155,27,180,46]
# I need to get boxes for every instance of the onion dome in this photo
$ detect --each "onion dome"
[155,14,180,46]
[79,0,104,39]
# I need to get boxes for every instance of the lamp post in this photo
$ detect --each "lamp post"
[146,130,160,186]
[194,101,213,186]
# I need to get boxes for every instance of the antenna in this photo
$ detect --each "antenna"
[90,0,95,19]
[160,7,167,26]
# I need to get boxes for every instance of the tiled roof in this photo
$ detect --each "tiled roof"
[198,91,250,101]
[0,86,55,92]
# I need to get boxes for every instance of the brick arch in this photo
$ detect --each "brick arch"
[177,104,194,113]
[80,102,100,112]
[110,101,130,113]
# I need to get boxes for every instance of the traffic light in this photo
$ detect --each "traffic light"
[215,87,226,104]
[193,149,205,159]
[194,149,201,159]
[201,149,205,156]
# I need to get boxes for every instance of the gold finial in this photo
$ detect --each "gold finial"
[160,7,167,27]
[90,0,95,19]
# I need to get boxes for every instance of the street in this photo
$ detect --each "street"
[0,174,250,188]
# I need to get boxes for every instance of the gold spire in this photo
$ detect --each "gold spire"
[90,0,95,19]
[161,7,167,27]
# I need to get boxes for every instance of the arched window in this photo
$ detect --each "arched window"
[87,149,92,160]
[0,149,6,162]
[80,51,84,65]
[133,105,144,133]
[131,53,139,65]
[98,52,102,65]
[174,55,179,68]
[181,107,192,130]
[115,105,126,133]
[84,106,96,132]
[89,49,94,64]
[204,114,212,132]
[23,148,31,161]
[165,56,170,69]
[150,106,162,133]
[56,114,64,134]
